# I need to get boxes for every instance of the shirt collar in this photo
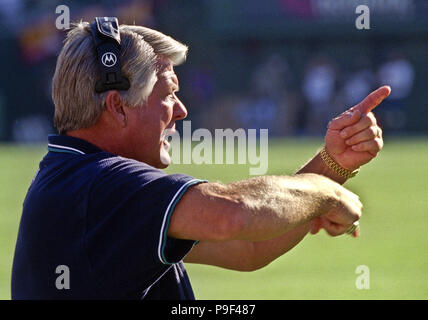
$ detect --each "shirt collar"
[47,134,103,155]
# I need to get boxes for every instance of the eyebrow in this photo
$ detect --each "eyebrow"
[158,71,179,92]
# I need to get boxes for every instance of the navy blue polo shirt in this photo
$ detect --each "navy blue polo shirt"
[11,135,206,299]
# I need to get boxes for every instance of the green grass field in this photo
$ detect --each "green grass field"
[1,138,427,299]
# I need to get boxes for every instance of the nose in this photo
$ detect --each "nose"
[173,97,188,121]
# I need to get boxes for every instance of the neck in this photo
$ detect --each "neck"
[66,126,127,157]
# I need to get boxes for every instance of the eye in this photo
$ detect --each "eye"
[166,91,178,100]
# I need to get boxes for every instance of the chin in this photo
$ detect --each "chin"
[133,151,170,169]
[158,154,171,168]
[156,162,170,169]
[150,158,169,169]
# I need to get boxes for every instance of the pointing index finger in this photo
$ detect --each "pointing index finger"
[352,85,391,114]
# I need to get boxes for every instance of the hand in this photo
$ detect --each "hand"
[310,180,363,238]
[325,86,391,171]
[310,216,360,238]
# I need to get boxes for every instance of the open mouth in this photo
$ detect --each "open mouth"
[162,139,170,150]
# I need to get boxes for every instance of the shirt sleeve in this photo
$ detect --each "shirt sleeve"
[84,157,206,297]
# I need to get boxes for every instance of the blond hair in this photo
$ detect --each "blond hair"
[52,22,188,134]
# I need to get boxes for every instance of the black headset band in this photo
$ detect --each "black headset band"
[90,17,130,93]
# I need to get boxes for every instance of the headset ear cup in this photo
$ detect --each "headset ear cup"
[94,77,130,94]
[121,77,131,90]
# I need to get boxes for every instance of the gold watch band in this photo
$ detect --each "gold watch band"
[320,147,359,179]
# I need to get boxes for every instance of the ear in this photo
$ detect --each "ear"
[105,91,127,127]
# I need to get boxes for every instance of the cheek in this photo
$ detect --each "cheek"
[149,104,173,140]
[146,96,173,121]
[159,102,174,124]
[129,103,173,144]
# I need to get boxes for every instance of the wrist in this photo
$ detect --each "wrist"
[301,173,343,214]
[320,147,359,180]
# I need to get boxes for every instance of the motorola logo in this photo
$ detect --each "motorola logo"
[101,52,117,67]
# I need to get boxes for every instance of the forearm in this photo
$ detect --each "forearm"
[244,151,350,264]
[213,154,349,270]
[249,222,311,269]
[224,173,337,241]
[183,154,361,270]
[282,150,348,242]
[191,154,353,271]
[245,151,351,267]
[172,161,359,243]
[185,222,311,271]
[242,151,352,265]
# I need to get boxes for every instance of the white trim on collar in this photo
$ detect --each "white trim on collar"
[48,143,86,155]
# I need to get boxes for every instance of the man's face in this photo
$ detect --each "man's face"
[125,59,187,168]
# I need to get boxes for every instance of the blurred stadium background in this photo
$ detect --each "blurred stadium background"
[0,0,427,299]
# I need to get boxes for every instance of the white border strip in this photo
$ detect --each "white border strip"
[157,179,201,264]
[48,143,86,155]
[140,264,174,299]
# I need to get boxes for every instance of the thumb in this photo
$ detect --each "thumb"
[310,217,323,235]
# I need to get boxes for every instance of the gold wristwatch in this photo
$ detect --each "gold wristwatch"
[320,147,359,179]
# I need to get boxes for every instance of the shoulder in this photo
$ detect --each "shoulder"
[90,154,174,187]
[87,153,203,199]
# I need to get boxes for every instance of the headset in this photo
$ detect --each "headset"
[90,17,130,93]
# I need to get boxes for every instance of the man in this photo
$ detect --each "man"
[11,19,390,299]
